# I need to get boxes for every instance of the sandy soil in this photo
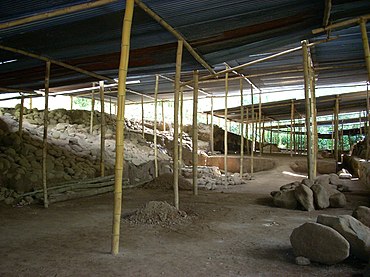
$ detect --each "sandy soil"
[1,155,369,277]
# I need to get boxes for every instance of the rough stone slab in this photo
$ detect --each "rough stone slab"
[273,190,298,210]
[290,222,350,265]
[314,175,331,186]
[353,206,370,228]
[317,214,370,261]
[295,256,311,266]
[311,184,330,209]
[294,184,315,211]
[329,192,346,208]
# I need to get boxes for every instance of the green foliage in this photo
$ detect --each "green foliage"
[73,97,91,109]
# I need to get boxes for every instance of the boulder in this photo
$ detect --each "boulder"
[317,214,370,261]
[301,178,313,188]
[295,256,310,266]
[294,184,315,211]
[311,184,330,209]
[273,190,298,210]
[329,192,346,208]
[280,181,300,191]
[314,175,330,186]
[353,206,370,228]
[290,222,350,265]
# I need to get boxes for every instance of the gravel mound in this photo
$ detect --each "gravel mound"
[144,173,193,190]
[123,201,189,225]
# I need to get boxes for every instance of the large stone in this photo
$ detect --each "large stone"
[290,222,350,265]
[317,214,370,261]
[280,181,300,191]
[301,178,313,188]
[294,184,315,211]
[311,184,330,209]
[329,192,346,208]
[353,206,370,228]
[314,174,331,186]
[273,190,298,210]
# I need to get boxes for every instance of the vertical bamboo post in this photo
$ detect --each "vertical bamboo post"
[250,85,255,176]
[341,120,344,155]
[161,100,166,132]
[290,100,294,157]
[90,84,95,134]
[42,61,51,208]
[210,95,214,154]
[258,91,262,156]
[70,96,73,111]
[141,95,145,139]
[111,0,134,256]
[367,83,370,160]
[224,72,229,186]
[179,86,184,170]
[334,96,340,163]
[311,73,318,177]
[359,111,363,136]
[110,97,112,117]
[246,108,249,155]
[19,96,24,138]
[240,79,244,176]
[100,81,106,177]
[154,75,159,178]
[192,70,199,195]
[29,97,32,110]
[269,125,273,154]
[173,39,183,210]
[302,40,314,181]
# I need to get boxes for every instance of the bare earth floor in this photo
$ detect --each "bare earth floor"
[1,155,369,277]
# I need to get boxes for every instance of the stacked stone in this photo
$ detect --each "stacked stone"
[271,174,349,211]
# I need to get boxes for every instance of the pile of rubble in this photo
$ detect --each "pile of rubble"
[290,206,370,269]
[123,201,191,226]
[271,174,349,211]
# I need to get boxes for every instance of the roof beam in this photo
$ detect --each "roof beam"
[0,44,115,83]
[0,86,36,94]
[313,14,370,34]
[0,0,117,30]
[134,0,216,75]
[322,0,332,27]
[158,74,211,96]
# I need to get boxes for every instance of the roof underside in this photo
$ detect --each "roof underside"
[0,0,369,101]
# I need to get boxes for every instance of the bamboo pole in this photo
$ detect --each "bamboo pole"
[334,96,340,163]
[70,96,73,111]
[269,124,273,154]
[290,100,294,157]
[111,0,134,256]
[313,14,370,35]
[100,81,106,177]
[29,97,32,110]
[173,40,183,210]
[161,101,166,132]
[367,83,370,160]
[250,85,255,177]
[179,86,184,170]
[210,95,214,154]
[262,118,265,152]
[109,97,112,117]
[302,40,314,181]
[192,70,199,195]
[224,72,229,186]
[246,108,249,155]
[141,95,145,139]
[258,91,262,156]
[90,84,95,134]
[311,73,318,177]
[154,75,159,178]
[240,79,244,176]
[19,96,24,138]
[359,111,363,136]
[42,61,51,208]
[134,0,215,75]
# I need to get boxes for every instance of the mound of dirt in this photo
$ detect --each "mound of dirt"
[123,201,189,225]
[144,173,192,190]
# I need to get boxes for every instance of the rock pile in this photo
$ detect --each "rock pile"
[271,174,349,211]
[144,173,193,191]
[123,201,190,226]
[291,211,370,266]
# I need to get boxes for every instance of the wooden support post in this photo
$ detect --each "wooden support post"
[173,40,183,210]
[334,96,340,163]
[290,100,294,157]
[42,61,51,208]
[341,120,344,155]
[359,111,363,136]
[112,0,134,256]
[277,121,280,147]
[192,70,199,195]
[29,97,32,110]
[109,97,112,117]
[210,95,214,154]
[269,125,273,154]
[179,86,184,169]
[70,95,73,111]
[141,95,145,139]
[19,96,24,137]
[246,108,250,155]
[90,84,95,134]
[367,83,370,160]
[224,72,229,186]
[99,81,106,177]
[302,40,314,181]
[311,73,318,177]
[250,85,255,176]
[239,79,244,176]
[258,91,262,156]
[161,101,166,132]
[154,75,159,178]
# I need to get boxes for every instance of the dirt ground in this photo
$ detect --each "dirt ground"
[1,154,369,277]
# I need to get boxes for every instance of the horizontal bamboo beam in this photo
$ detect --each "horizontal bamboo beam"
[134,0,216,75]
[158,74,211,96]
[312,14,370,34]
[0,44,115,82]
[0,87,36,94]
